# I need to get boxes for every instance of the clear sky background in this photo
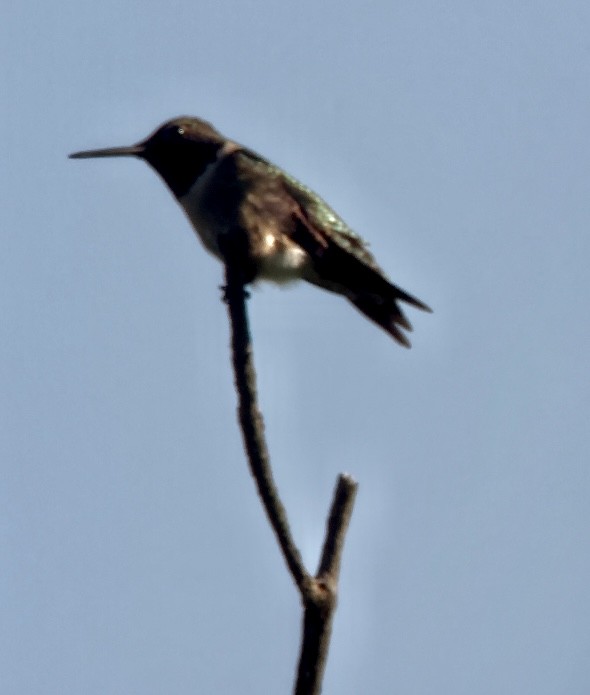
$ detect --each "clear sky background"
[2,1,589,693]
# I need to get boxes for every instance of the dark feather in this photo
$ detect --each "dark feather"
[240,149,431,345]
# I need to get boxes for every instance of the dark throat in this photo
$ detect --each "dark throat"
[144,141,222,198]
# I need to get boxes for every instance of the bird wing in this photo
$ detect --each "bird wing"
[240,149,431,345]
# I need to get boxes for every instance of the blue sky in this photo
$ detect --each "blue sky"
[2,1,589,693]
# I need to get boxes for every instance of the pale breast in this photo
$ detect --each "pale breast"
[178,162,227,259]
[178,153,311,284]
[254,232,310,284]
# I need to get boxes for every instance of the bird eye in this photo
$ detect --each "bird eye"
[177,127,185,136]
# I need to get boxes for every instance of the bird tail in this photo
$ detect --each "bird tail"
[349,284,431,348]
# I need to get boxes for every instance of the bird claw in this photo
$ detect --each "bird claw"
[220,283,250,303]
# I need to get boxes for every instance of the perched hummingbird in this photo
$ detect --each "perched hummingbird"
[70,117,431,346]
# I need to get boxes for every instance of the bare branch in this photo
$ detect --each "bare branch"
[317,474,358,580]
[222,256,358,695]
[223,262,307,588]
[294,475,358,695]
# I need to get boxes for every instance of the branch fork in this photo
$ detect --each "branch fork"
[223,261,358,695]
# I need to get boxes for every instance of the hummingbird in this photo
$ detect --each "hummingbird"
[70,116,431,346]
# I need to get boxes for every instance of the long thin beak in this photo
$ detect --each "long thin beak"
[69,144,144,159]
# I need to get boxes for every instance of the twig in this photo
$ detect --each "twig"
[295,474,358,695]
[222,260,358,695]
[223,262,307,588]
